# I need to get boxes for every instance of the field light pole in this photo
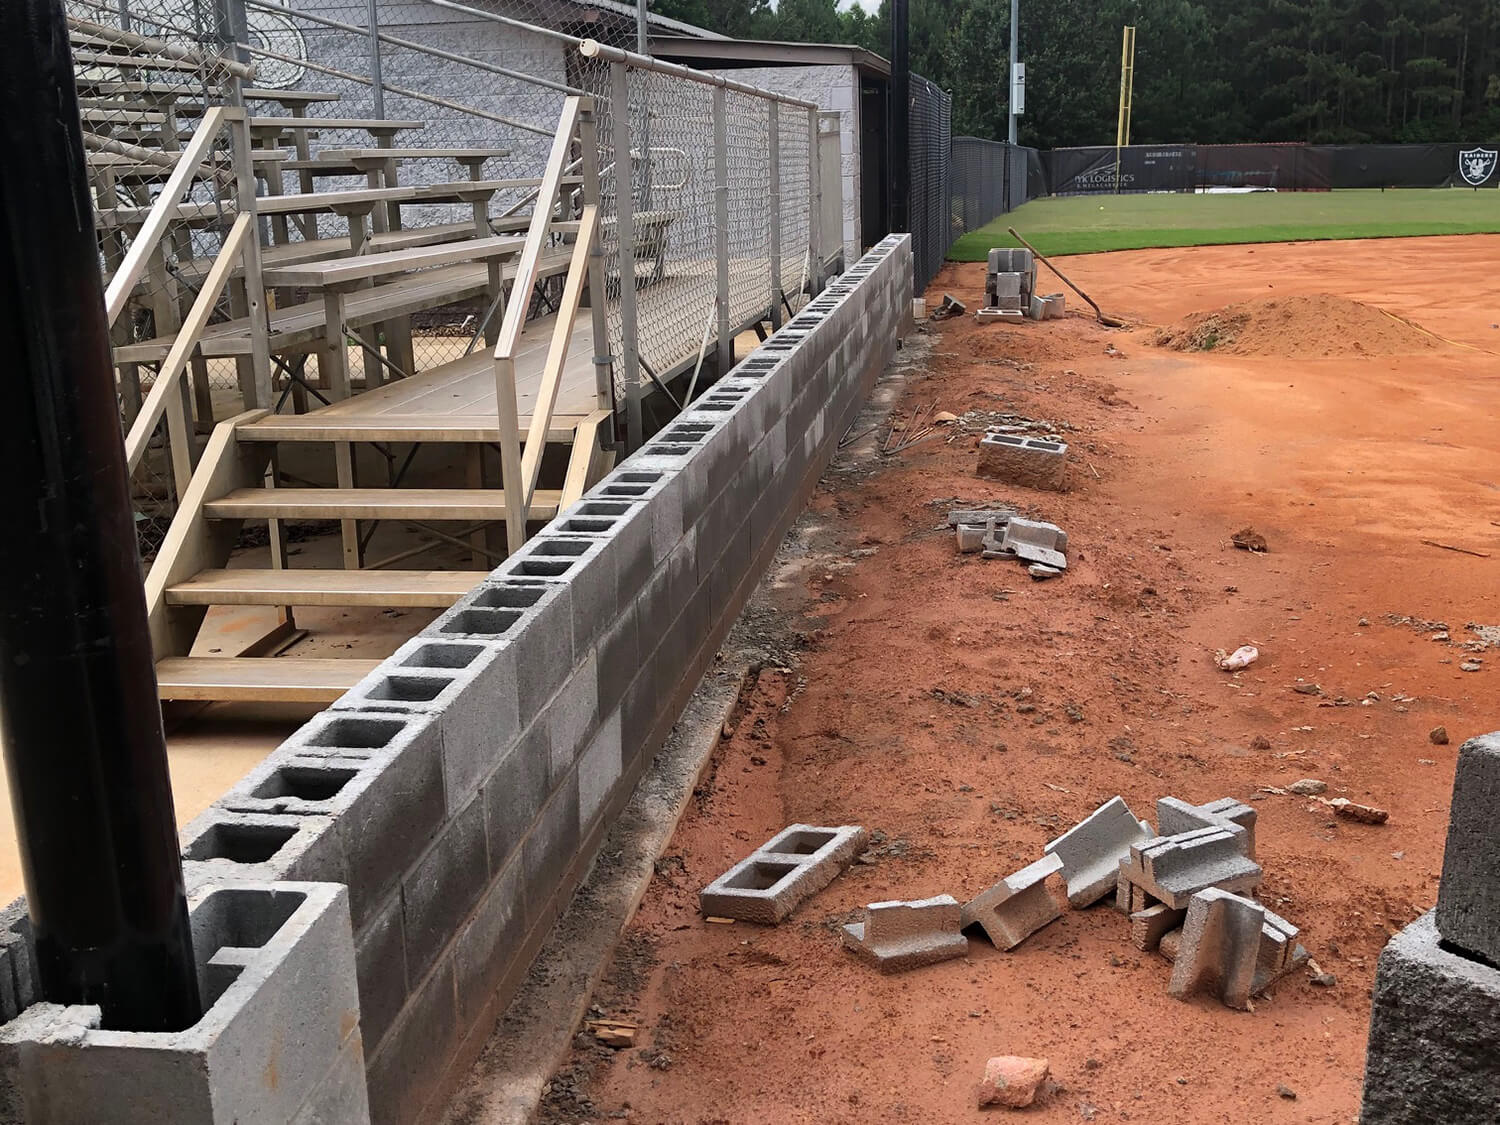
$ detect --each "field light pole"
[1008,0,1019,144]
[0,0,201,1031]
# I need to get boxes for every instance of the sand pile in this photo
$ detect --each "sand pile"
[1152,293,1438,357]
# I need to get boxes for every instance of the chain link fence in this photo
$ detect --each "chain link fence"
[908,74,951,292]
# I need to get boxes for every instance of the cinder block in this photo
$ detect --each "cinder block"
[1131,903,1185,952]
[1167,887,1265,1010]
[1119,826,1263,911]
[332,636,521,813]
[180,809,345,899]
[231,711,446,930]
[453,853,526,1027]
[578,709,624,827]
[987,516,1067,570]
[0,883,369,1125]
[1039,293,1066,319]
[1435,731,1500,965]
[364,959,458,1125]
[961,853,1064,950]
[542,653,600,780]
[1251,904,1309,993]
[354,890,407,1055]
[482,717,551,869]
[987,247,1034,275]
[1360,911,1500,1124]
[699,825,868,924]
[1157,796,1258,859]
[400,792,489,983]
[1043,796,1153,907]
[521,772,580,915]
[977,433,1069,491]
[988,272,1022,298]
[842,895,969,972]
[976,304,1025,320]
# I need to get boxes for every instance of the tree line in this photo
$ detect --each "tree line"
[652,0,1500,148]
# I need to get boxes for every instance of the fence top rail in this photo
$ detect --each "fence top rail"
[578,39,819,110]
[69,14,257,80]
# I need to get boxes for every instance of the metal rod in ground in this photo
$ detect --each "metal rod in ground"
[0,0,201,1032]
[1007,227,1126,328]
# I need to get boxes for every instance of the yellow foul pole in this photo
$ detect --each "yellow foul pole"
[1115,25,1136,194]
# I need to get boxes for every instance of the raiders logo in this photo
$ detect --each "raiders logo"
[1459,147,1498,187]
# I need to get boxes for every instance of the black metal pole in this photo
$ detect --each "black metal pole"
[889,0,910,235]
[0,0,201,1031]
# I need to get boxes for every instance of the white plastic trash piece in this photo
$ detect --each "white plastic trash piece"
[1219,645,1259,671]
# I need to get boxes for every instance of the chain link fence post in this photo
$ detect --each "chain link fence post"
[767,99,781,329]
[611,62,643,447]
[711,84,730,373]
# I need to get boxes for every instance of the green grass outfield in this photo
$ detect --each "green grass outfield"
[948,188,1500,259]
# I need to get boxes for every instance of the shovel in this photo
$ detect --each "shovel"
[1007,228,1126,328]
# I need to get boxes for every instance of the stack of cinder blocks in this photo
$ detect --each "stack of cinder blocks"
[1361,732,1500,1123]
[0,237,918,1125]
[980,248,1035,321]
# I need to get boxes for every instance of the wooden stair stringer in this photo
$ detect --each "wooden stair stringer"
[143,408,273,660]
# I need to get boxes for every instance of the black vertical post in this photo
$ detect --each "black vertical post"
[889,0,910,235]
[0,0,201,1031]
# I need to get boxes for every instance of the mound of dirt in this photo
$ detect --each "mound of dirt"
[1151,293,1438,357]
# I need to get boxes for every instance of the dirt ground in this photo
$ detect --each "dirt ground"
[535,235,1500,1124]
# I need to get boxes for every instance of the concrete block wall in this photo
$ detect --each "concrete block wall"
[0,235,911,1124]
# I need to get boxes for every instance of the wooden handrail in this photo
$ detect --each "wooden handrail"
[493,95,584,554]
[123,212,253,489]
[519,204,599,517]
[104,105,232,327]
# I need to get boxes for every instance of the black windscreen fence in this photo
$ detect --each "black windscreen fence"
[909,75,953,292]
[1047,142,1500,195]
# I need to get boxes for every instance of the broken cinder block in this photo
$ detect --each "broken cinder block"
[1165,888,1309,1008]
[984,516,1067,570]
[1116,825,1263,912]
[842,895,969,972]
[1043,796,1153,908]
[1157,796,1258,859]
[1131,902,1185,952]
[961,853,1063,950]
[699,824,867,924]
[976,433,1068,491]
[1166,887,1265,1010]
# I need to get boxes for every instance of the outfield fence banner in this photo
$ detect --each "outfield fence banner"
[1046,141,1500,195]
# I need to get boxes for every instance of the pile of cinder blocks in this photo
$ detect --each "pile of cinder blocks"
[950,508,1069,579]
[977,249,1065,322]
[701,788,1310,996]
[1040,793,1309,1010]
[979,248,1035,321]
[1361,732,1500,1122]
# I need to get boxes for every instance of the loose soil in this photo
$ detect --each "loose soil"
[536,235,1500,1124]
[1151,293,1438,358]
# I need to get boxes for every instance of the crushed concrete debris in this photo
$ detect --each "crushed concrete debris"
[976,1055,1050,1109]
[1028,564,1061,580]
[930,293,966,321]
[1231,527,1269,552]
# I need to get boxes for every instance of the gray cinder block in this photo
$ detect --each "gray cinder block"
[1360,911,1500,1124]
[1117,825,1263,911]
[989,517,1068,570]
[842,895,969,973]
[180,809,346,899]
[226,711,446,930]
[961,853,1064,950]
[987,247,1034,275]
[1167,887,1264,1010]
[400,792,489,983]
[989,272,1023,298]
[1435,732,1500,965]
[699,825,867,924]
[1131,903,1186,952]
[977,433,1069,491]
[0,883,369,1125]
[1044,796,1153,907]
[1157,796,1258,859]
